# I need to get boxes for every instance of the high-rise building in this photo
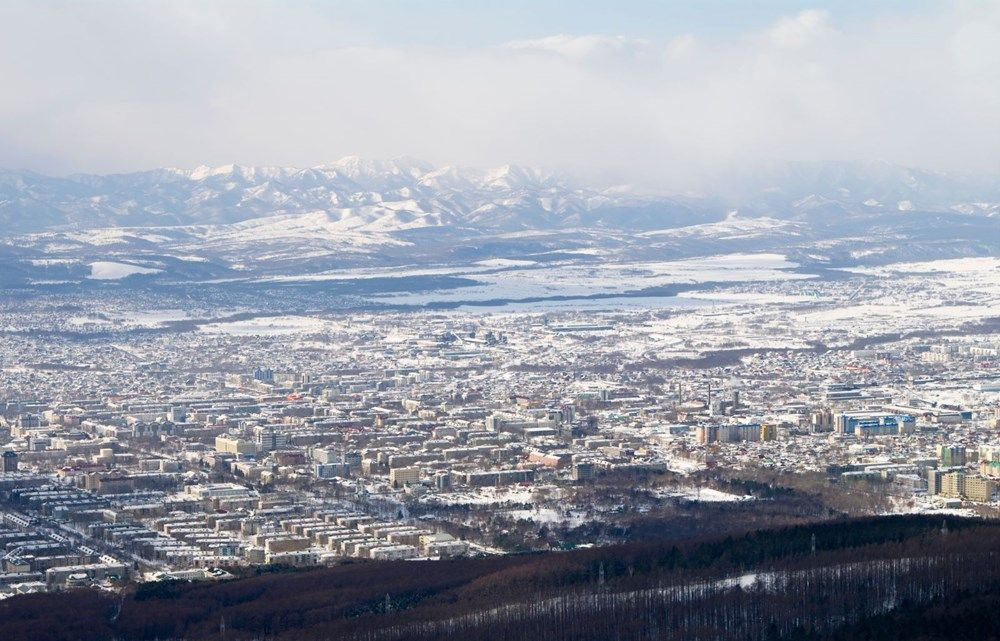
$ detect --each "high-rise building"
[927,468,943,496]
[253,426,287,452]
[964,475,996,502]
[940,471,965,498]
[572,461,596,481]
[937,444,967,468]
[810,408,834,432]
[390,466,421,488]
[2,450,17,472]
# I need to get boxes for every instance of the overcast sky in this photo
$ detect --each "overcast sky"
[1,1,999,187]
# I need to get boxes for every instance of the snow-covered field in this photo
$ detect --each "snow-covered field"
[419,486,549,507]
[374,253,808,305]
[654,487,755,503]
[197,315,333,336]
[88,261,162,280]
[505,508,589,527]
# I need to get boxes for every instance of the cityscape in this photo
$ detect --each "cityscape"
[4,2,1000,640]
[3,255,1000,596]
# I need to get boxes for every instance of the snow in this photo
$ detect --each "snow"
[678,291,827,304]
[654,487,755,503]
[197,315,331,336]
[505,508,588,527]
[66,229,172,246]
[420,486,543,507]
[845,257,1000,276]
[641,217,801,240]
[374,253,807,306]
[475,258,537,267]
[88,261,162,280]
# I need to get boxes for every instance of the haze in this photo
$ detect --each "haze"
[2,0,999,189]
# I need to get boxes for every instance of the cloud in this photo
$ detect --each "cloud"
[0,1,999,189]
[502,34,656,62]
[766,9,832,48]
[664,34,699,60]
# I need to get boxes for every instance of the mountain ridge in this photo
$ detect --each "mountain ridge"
[2,157,999,236]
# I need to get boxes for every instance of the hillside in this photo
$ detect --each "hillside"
[3,515,999,641]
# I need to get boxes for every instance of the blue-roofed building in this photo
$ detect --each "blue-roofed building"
[835,412,916,437]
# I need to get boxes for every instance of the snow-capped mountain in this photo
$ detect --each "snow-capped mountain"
[1,157,999,290]
[2,157,998,237]
[717,159,1000,219]
[0,156,711,234]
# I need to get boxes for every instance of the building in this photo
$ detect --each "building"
[927,468,943,496]
[369,545,419,561]
[696,423,761,445]
[389,466,421,488]
[45,562,128,589]
[835,412,915,437]
[2,450,18,473]
[981,459,1000,479]
[822,383,863,402]
[760,424,779,442]
[938,471,995,501]
[527,450,571,468]
[434,471,451,490]
[940,471,965,499]
[253,426,287,453]
[314,463,349,479]
[810,409,834,432]
[571,461,596,481]
[215,436,257,456]
[461,469,534,487]
[312,448,344,464]
[937,444,967,468]
[185,483,256,501]
[965,475,996,502]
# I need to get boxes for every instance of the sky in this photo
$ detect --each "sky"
[1,0,999,188]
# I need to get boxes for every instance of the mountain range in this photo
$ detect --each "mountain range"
[1,157,998,291]
[3,156,999,234]
[0,156,712,233]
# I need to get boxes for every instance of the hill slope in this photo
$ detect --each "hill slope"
[3,515,999,641]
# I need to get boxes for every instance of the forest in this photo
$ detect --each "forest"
[4,514,1000,641]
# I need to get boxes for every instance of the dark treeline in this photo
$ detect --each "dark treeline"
[1,515,996,641]
[815,586,1000,641]
[361,539,999,641]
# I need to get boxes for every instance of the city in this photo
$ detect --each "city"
[4,1,1000,639]
[3,256,1000,597]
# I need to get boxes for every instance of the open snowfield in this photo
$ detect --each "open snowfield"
[197,315,333,336]
[88,261,162,280]
[373,253,808,305]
